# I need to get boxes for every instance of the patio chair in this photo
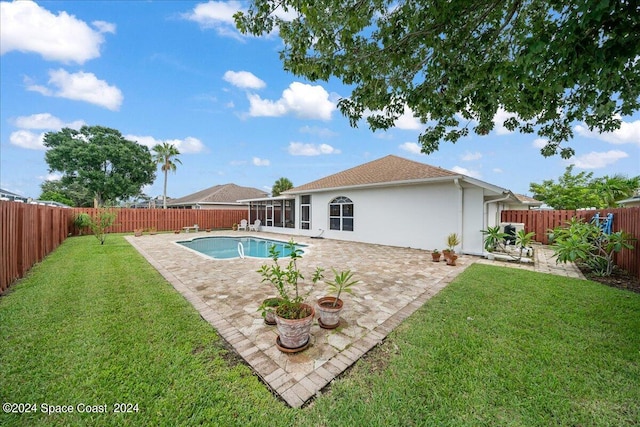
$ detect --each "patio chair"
[238,219,248,231]
[249,219,261,231]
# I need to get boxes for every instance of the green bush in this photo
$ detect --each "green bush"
[551,218,635,276]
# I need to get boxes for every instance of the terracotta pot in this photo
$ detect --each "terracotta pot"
[262,297,282,325]
[431,252,441,262]
[446,254,458,266]
[275,303,314,351]
[316,296,343,329]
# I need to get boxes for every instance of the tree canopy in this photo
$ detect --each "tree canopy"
[39,179,94,207]
[272,177,294,196]
[235,0,640,158]
[44,126,156,207]
[529,165,640,209]
[152,142,182,209]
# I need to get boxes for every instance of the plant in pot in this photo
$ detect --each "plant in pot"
[431,249,441,262]
[317,268,359,329]
[481,225,507,259]
[257,239,324,352]
[258,296,283,325]
[444,233,461,265]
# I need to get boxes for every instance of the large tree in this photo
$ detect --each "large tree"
[44,126,156,207]
[529,165,639,209]
[272,177,293,196]
[39,179,93,207]
[235,1,640,158]
[152,142,182,209]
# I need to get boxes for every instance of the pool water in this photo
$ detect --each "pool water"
[177,236,306,260]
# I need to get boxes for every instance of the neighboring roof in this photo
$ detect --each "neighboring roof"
[514,194,543,206]
[616,195,640,206]
[168,183,268,206]
[286,155,459,193]
[0,188,29,201]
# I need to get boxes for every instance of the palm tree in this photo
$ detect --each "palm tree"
[152,142,182,209]
[592,174,640,208]
[272,177,293,196]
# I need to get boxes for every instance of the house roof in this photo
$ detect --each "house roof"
[286,155,460,193]
[514,194,543,206]
[168,183,268,206]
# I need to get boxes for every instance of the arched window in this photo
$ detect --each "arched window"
[329,196,353,231]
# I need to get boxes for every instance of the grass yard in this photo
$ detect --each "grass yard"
[1,235,638,426]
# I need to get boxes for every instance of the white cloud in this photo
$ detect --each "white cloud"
[394,106,423,130]
[451,166,482,178]
[26,69,123,111]
[248,82,335,120]
[532,138,548,149]
[574,119,640,145]
[9,130,46,150]
[14,113,84,130]
[252,157,270,166]
[223,70,265,89]
[0,1,113,64]
[182,1,244,39]
[492,108,518,135]
[399,142,422,154]
[570,150,629,169]
[125,135,205,154]
[461,151,482,161]
[299,125,338,138]
[288,142,340,156]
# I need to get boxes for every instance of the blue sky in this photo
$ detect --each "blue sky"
[1,1,639,201]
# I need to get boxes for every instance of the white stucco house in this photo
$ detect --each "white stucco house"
[240,155,532,256]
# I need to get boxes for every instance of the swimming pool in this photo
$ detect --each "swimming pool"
[177,236,306,260]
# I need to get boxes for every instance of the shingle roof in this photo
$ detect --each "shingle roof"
[168,183,268,205]
[514,194,542,205]
[287,155,459,192]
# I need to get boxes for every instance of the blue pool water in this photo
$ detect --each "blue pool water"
[177,236,306,260]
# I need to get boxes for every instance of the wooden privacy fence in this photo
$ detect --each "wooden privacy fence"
[502,207,640,280]
[1,201,71,293]
[68,208,247,234]
[0,202,249,293]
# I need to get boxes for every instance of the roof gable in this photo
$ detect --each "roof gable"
[287,155,459,192]
[169,183,268,205]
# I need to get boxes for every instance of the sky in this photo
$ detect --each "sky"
[1,0,639,202]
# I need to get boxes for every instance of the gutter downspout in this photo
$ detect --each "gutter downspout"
[454,178,464,253]
[482,192,512,255]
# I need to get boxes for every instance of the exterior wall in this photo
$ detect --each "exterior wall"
[462,187,485,255]
[300,182,462,251]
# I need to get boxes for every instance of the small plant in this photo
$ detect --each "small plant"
[257,297,282,323]
[74,213,92,235]
[446,233,461,252]
[433,249,440,254]
[88,209,117,245]
[257,239,324,319]
[324,268,358,307]
[551,218,634,276]
[481,225,507,252]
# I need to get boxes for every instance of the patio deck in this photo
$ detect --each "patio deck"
[125,231,582,408]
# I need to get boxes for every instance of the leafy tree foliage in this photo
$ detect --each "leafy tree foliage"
[44,126,156,207]
[272,177,293,196]
[152,142,182,209]
[235,1,640,158]
[530,165,639,209]
[40,179,93,207]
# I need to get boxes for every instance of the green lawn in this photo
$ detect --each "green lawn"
[1,235,638,426]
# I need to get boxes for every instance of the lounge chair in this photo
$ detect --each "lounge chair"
[249,219,261,231]
[238,219,248,231]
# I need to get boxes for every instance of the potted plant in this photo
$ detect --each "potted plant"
[148,226,157,235]
[316,268,358,329]
[134,228,143,237]
[431,249,441,262]
[444,233,460,264]
[232,223,238,231]
[257,239,324,352]
[258,297,283,325]
[481,225,507,259]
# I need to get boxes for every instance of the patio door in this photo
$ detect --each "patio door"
[265,203,274,226]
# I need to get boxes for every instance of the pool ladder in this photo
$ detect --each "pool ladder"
[237,241,245,259]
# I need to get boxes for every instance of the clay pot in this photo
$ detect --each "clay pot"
[316,296,343,329]
[446,254,458,266]
[431,252,441,262]
[275,303,314,352]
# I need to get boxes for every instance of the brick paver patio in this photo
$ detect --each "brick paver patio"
[126,231,582,407]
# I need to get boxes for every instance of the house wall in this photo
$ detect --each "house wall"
[462,187,485,255]
[300,182,462,251]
